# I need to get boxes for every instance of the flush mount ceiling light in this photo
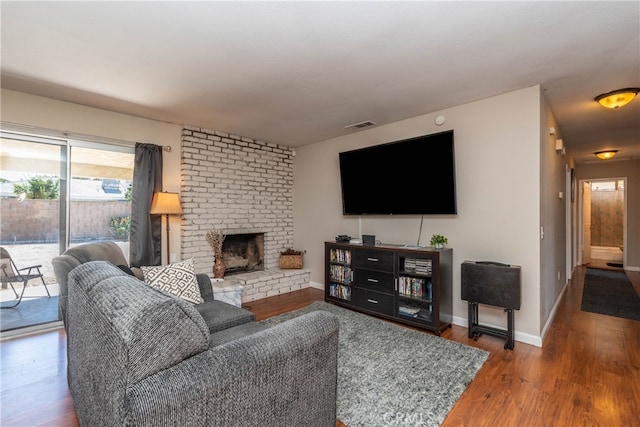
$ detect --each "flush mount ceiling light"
[594,150,618,160]
[594,88,640,109]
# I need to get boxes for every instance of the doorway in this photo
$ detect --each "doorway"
[579,178,626,269]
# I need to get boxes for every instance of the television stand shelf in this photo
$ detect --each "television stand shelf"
[324,241,452,335]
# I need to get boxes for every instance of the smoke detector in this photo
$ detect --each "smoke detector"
[344,120,377,130]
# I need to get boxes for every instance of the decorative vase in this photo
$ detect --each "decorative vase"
[213,255,225,279]
[434,243,444,249]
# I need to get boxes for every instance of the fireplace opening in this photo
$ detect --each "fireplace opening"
[221,233,264,275]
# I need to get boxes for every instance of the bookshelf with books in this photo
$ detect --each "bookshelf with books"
[397,257,435,324]
[325,241,452,335]
[326,246,354,302]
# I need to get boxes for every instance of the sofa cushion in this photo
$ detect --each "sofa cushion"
[68,261,210,385]
[141,258,204,304]
[209,322,268,347]
[195,300,256,333]
[62,241,129,266]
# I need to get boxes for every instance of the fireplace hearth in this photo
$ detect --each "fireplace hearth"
[222,233,264,275]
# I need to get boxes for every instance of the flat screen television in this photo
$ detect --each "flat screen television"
[339,130,457,215]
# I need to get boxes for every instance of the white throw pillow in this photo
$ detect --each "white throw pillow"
[141,258,204,304]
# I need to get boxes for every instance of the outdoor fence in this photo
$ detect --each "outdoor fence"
[0,198,131,244]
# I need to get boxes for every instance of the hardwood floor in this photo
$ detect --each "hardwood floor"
[443,266,640,427]
[1,266,638,426]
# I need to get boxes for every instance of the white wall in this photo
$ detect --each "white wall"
[539,94,569,335]
[294,86,543,343]
[1,89,183,262]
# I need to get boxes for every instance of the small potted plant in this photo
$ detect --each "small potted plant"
[430,234,448,249]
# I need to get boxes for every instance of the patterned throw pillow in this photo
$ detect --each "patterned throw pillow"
[141,258,204,304]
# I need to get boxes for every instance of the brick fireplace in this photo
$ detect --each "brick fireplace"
[222,232,264,275]
[180,126,310,302]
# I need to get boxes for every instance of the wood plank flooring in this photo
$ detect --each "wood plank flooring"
[1,266,638,426]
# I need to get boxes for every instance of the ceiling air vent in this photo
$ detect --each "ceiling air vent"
[344,120,377,130]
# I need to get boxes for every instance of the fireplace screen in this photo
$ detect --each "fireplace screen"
[221,233,264,275]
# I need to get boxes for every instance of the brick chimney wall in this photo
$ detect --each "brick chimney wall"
[180,126,294,275]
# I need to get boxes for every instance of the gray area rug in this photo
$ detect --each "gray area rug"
[581,268,640,321]
[261,301,489,426]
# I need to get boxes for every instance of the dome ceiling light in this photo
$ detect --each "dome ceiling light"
[594,150,619,160]
[594,88,640,109]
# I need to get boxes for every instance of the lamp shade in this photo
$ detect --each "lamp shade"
[594,88,640,109]
[150,192,183,215]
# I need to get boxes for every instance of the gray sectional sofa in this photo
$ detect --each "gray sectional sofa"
[65,261,339,426]
[53,243,340,426]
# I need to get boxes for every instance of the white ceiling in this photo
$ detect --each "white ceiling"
[1,1,639,164]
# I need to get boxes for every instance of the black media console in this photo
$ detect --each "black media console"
[325,242,453,335]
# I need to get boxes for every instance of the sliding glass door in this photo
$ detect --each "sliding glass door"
[0,131,134,332]
[68,143,134,263]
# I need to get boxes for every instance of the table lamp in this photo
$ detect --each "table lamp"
[150,191,183,265]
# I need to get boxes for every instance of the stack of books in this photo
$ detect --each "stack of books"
[398,277,426,298]
[398,306,420,318]
[403,257,432,275]
[329,283,351,301]
[404,258,417,272]
[330,265,353,284]
[330,249,351,264]
[415,259,432,275]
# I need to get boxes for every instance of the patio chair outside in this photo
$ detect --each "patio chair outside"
[1,247,51,308]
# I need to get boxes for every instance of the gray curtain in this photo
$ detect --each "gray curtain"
[129,143,163,267]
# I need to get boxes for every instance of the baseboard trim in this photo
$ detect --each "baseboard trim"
[451,315,542,348]
[625,265,640,272]
[309,281,324,290]
[540,280,569,345]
